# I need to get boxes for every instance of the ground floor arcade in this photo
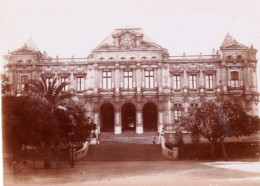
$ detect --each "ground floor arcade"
[85,97,170,134]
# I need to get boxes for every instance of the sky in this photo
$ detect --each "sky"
[0,0,260,111]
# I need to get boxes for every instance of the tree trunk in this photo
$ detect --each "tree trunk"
[44,144,51,169]
[56,145,60,168]
[220,138,228,161]
[210,142,215,160]
[33,144,36,170]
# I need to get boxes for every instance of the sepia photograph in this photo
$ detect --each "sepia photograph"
[0,0,260,185]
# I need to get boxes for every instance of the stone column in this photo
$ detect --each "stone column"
[199,70,204,93]
[158,106,164,133]
[94,111,99,133]
[216,68,221,92]
[136,64,141,93]
[114,105,122,134]
[99,70,102,89]
[136,104,143,134]
[93,64,98,93]
[183,70,188,93]
[165,98,172,125]
[222,66,227,92]
[251,67,258,92]
[158,63,163,93]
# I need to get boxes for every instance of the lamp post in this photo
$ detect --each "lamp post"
[69,132,75,168]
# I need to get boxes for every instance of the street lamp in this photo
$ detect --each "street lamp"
[69,132,75,168]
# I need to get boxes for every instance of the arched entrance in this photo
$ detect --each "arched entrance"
[100,103,114,132]
[121,103,136,131]
[143,102,158,131]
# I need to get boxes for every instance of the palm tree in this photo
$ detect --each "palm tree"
[29,75,73,168]
[30,75,73,111]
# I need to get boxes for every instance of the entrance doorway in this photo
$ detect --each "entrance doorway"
[100,103,114,132]
[121,103,136,131]
[143,102,158,131]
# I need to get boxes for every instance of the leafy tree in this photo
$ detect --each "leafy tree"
[2,96,57,164]
[180,101,259,160]
[1,74,11,95]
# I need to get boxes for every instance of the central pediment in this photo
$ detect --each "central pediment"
[93,28,165,51]
[112,30,143,49]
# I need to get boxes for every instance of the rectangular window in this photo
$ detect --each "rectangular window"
[102,71,112,90]
[77,77,84,91]
[145,70,154,89]
[61,77,68,91]
[205,74,213,89]
[189,75,197,89]
[173,104,182,108]
[45,77,52,88]
[231,71,239,87]
[174,110,182,121]
[124,71,133,89]
[190,103,199,108]
[21,75,29,91]
[173,75,181,90]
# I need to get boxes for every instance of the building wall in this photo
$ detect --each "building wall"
[3,29,259,134]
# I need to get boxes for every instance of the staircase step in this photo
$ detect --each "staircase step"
[81,143,168,161]
[78,131,168,161]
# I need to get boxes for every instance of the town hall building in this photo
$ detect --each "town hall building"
[3,28,259,136]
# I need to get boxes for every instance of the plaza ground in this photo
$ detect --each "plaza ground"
[3,160,260,186]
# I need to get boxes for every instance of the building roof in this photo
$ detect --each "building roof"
[94,28,164,50]
[221,33,248,49]
[23,37,40,52]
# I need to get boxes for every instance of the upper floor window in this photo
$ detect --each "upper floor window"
[189,75,197,89]
[130,57,136,61]
[205,74,213,89]
[98,57,105,61]
[227,55,232,60]
[237,55,242,60]
[190,103,199,108]
[108,57,115,61]
[45,77,52,88]
[173,103,182,108]
[27,60,32,64]
[173,110,182,121]
[17,60,23,64]
[120,57,126,61]
[77,77,84,91]
[21,75,29,91]
[173,75,181,90]
[231,71,239,87]
[151,56,158,60]
[61,77,69,91]
[145,70,154,89]
[141,56,147,61]
[102,71,112,90]
[124,71,133,89]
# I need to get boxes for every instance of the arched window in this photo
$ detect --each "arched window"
[226,55,232,60]
[151,56,158,60]
[141,56,147,61]
[108,57,115,61]
[237,55,242,60]
[98,57,105,61]
[130,57,136,61]
[120,57,126,61]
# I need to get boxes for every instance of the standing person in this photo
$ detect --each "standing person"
[153,137,156,144]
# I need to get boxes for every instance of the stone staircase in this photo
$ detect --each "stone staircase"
[80,132,169,161]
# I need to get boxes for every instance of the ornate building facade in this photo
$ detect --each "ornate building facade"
[3,28,259,135]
